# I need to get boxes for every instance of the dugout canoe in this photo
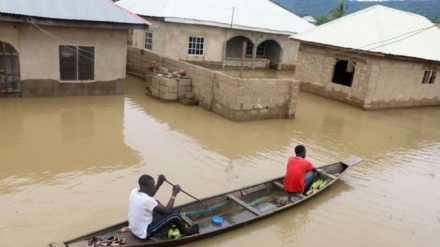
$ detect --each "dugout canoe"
[47,155,362,247]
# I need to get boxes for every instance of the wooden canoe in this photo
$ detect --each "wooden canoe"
[48,156,362,247]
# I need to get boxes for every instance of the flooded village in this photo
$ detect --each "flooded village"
[0,0,439,247]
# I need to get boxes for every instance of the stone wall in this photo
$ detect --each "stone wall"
[295,43,440,109]
[365,57,440,109]
[294,44,369,108]
[150,76,193,101]
[127,47,299,121]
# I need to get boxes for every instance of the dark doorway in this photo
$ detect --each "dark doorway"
[257,40,281,69]
[225,36,253,58]
[332,59,355,87]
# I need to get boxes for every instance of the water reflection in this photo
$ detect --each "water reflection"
[0,75,439,247]
[0,95,140,191]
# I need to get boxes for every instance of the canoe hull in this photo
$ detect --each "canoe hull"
[48,156,362,247]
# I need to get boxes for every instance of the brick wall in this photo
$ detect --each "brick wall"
[295,43,440,109]
[127,47,299,121]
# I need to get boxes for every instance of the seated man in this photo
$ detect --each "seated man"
[128,174,198,239]
[283,145,317,201]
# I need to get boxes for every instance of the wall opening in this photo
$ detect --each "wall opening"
[332,59,355,87]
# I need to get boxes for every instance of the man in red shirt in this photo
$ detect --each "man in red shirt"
[283,145,317,201]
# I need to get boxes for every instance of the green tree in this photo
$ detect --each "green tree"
[328,0,347,21]
[316,16,329,25]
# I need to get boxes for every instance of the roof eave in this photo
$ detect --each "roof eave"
[0,13,149,29]
[164,17,295,35]
[293,39,440,65]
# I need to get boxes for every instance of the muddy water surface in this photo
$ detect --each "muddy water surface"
[0,75,439,247]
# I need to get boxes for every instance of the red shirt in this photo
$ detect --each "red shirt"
[283,156,314,193]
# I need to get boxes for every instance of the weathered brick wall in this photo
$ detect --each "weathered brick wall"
[126,48,160,81]
[295,44,369,108]
[150,76,192,101]
[295,43,440,109]
[127,47,299,121]
[365,58,440,109]
[212,73,298,120]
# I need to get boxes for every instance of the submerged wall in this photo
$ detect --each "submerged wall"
[127,47,299,121]
[295,43,440,109]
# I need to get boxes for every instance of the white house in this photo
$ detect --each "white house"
[117,0,314,70]
[291,5,440,109]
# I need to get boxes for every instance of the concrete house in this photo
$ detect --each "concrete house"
[302,16,317,26]
[117,0,314,70]
[0,0,148,97]
[291,5,440,109]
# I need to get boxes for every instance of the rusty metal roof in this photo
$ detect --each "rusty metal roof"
[0,0,148,26]
[291,5,440,62]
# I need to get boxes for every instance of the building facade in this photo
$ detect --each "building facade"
[118,0,314,71]
[292,5,440,109]
[294,44,440,109]
[0,0,148,97]
[130,19,302,70]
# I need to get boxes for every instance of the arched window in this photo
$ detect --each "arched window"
[0,42,20,94]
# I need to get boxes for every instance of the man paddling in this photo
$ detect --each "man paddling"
[128,174,198,240]
[283,145,317,201]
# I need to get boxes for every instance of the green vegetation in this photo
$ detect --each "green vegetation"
[328,0,347,21]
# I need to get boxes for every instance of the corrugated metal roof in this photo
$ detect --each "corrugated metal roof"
[116,0,314,35]
[291,5,440,62]
[0,0,148,26]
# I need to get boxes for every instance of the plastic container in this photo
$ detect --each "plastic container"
[212,216,223,225]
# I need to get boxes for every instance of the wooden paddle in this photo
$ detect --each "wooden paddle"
[164,179,204,203]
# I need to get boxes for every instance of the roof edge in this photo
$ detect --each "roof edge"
[294,39,440,64]
[165,17,295,35]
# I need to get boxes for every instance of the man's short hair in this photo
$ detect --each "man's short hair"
[138,174,154,187]
[295,145,306,156]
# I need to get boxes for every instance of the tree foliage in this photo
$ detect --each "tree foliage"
[272,0,440,24]
[328,0,347,21]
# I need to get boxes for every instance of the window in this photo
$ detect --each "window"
[422,70,436,84]
[188,36,204,55]
[59,46,94,81]
[256,42,266,56]
[0,42,20,93]
[246,42,253,56]
[332,59,355,87]
[145,31,153,50]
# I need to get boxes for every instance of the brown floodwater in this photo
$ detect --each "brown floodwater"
[0,75,439,247]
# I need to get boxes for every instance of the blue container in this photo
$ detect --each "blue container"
[212,216,223,225]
